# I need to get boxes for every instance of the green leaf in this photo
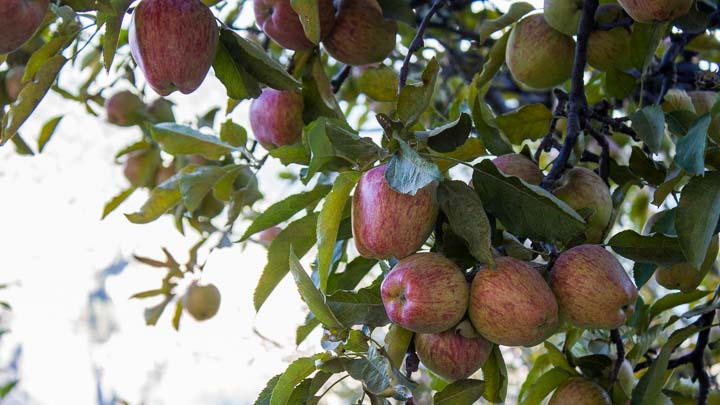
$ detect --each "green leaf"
[255,374,282,405]
[472,31,510,92]
[213,34,262,100]
[241,185,331,241]
[102,187,136,219]
[649,290,712,320]
[397,58,439,126]
[604,68,637,99]
[288,250,343,328]
[438,180,495,265]
[144,296,172,326]
[220,119,248,147]
[518,354,551,401]
[482,346,508,403]
[327,280,390,328]
[149,123,236,160]
[125,172,183,224]
[99,0,133,70]
[377,0,416,25]
[342,354,396,396]
[37,115,63,153]
[434,379,486,405]
[270,355,319,405]
[179,166,227,213]
[219,29,301,91]
[630,105,665,153]
[477,2,534,43]
[633,262,657,289]
[327,256,377,294]
[676,172,720,268]
[543,342,576,374]
[472,160,586,244]
[317,171,360,291]
[254,213,319,311]
[519,368,572,405]
[608,230,687,266]
[358,65,398,102]
[674,113,710,176]
[631,325,702,405]
[270,143,311,165]
[385,138,442,195]
[11,133,34,155]
[496,104,553,145]
[631,23,665,72]
[291,0,321,44]
[426,113,472,153]
[384,324,413,368]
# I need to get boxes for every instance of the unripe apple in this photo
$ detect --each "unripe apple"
[469,257,559,347]
[552,167,612,244]
[254,0,336,51]
[687,91,719,142]
[543,0,584,36]
[506,14,575,90]
[249,88,304,149]
[148,98,175,123]
[183,283,221,321]
[550,245,638,329]
[415,322,493,381]
[4,65,24,101]
[323,0,398,66]
[258,226,282,246]
[492,153,544,185]
[381,252,469,333]
[617,0,693,24]
[0,0,49,55]
[105,91,145,127]
[655,236,718,293]
[587,5,633,72]
[129,0,219,95]
[352,164,438,260]
[123,151,156,187]
[548,378,611,405]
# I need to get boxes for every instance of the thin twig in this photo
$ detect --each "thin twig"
[331,65,352,94]
[398,0,448,93]
[609,329,625,388]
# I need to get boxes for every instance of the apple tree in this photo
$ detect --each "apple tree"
[2,0,720,403]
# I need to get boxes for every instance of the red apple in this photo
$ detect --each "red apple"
[129,0,219,95]
[492,153,544,185]
[254,0,336,51]
[322,0,397,66]
[4,65,24,101]
[548,378,611,405]
[105,91,145,127]
[184,282,221,321]
[258,226,282,246]
[617,0,693,23]
[415,322,493,381]
[249,88,304,149]
[469,256,558,347]
[381,252,469,334]
[550,245,638,329]
[0,0,49,55]
[352,164,438,260]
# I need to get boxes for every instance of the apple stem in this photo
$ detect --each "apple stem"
[541,0,599,190]
[398,0,448,94]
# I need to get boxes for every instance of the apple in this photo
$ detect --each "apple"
[688,91,720,143]
[552,166,612,244]
[352,164,438,260]
[550,245,638,329]
[184,282,221,321]
[381,252,469,334]
[662,89,695,113]
[154,164,176,185]
[548,378,611,405]
[147,97,175,123]
[543,0,584,36]
[105,91,145,127]
[4,65,24,101]
[415,322,493,381]
[506,14,575,90]
[322,0,397,66]
[0,0,49,55]
[254,0,336,51]
[587,4,633,72]
[617,0,693,24]
[469,256,559,347]
[249,88,304,149]
[129,0,219,95]
[258,226,282,246]
[492,153,544,185]
[655,236,718,293]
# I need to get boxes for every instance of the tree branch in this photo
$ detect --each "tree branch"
[609,329,625,388]
[398,0,448,93]
[331,65,352,94]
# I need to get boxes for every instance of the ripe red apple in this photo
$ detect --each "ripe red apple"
[381,252,469,334]
[617,0,693,23]
[184,282,221,321]
[129,0,219,95]
[249,88,304,149]
[587,4,633,72]
[552,167,612,244]
[550,245,638,329]
[4,65,24,101]
[352,164,438,260]
[492,153,544,185]
[469,256,559,347]
[548,378,611,405]
[506,14,575,89]
[415,322,493,381]
[254,0,336,51]
[147,98,175,123]
[105,91,145,127]
[258,226,282,246]
[322,0,397,66]
[0,0,49,55]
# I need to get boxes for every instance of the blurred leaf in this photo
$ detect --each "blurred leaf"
[220,119,248,147]
[288,250,343,328]
[270,143,311,165]
[649,290,712,320]
[397,58,439,126]
[98,0,133,70]
[426,113,472,153]
[144,296,172,326]
[630,105,665,153]
[674,113,710,176]
[256,374,282,405]
[384,324,413,368]
[126,172,183,224]
[172,299,182,331]
[179,166,226,213]
[477,2,534,43]
[149,123,236,160]
[519,354,551,401]
[604,68,636,99]
[434,379,486,405]
[11,133,34,155]
[482,346,508,403]
[385,138,441,195]
[327,280,390,328]
[377,0,415,25]
[608,230,687,266]
[359,65,398,102]
[631,23,665,71]
[0,380,18,398]
[676,172,720,268]
[291,0,321,44]
[270,355,320,405]
[37,115,63,153]
[629,146,666,186]
[496,104,552,145]
[473,31,510,91]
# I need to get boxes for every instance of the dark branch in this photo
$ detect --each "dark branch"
[331,65,352,94]
[398,0,448,92]
[587,126,610,184]
[609,329,625,388]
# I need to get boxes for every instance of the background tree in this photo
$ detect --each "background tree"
[1,0,720,403]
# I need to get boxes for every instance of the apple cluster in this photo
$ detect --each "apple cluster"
[347,156,640,384]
